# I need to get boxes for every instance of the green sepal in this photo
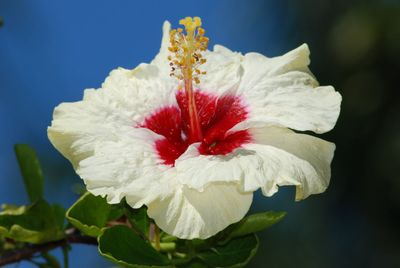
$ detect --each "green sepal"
[98,225,172,267]
[0,199,65,244]
[124,205,149,237]
[108,203,125,222]
[14,144,44,203]
[66,192,122,237]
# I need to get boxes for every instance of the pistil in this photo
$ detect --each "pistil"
[168,17,209,143]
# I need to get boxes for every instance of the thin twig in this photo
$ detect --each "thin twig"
[0,229,97,267]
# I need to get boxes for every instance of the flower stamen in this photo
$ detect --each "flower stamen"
[168,17,209,143]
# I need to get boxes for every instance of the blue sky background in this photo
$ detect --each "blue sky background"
[0,1,295,267]
[2,0,399,267]
[0,0,291,204]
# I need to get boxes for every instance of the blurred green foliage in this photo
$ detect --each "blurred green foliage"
[251,0,400,267]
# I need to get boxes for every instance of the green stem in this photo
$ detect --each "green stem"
[150,242,176,252]
[154,225,161,251]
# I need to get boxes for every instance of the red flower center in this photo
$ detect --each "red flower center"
[141,90,251,166]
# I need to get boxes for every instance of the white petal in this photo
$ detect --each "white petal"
[48,65,176,167]
[239,44,313,90]
[235,44,341,133]
[175,126,334,200]
[244,126,335,200]
[47,98,128,168]
[151,21,172,76]
[100,66,177,123]
[147,183,253,239]
[200,45,243,96]
[174,144,263,191]
[76,128,169,206]
[251,126,334,181]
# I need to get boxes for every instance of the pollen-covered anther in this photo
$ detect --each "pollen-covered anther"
[168,16,209,84]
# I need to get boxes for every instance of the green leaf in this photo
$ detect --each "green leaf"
[66,192,122,237]
[175,260,208,268]
[125,205,149,236]
[98,225,172,267]
[186,261,209,268]
[14,144,44,203]
[197,234,259,268]
[52,204,66,229]
[225,211,286,241]
[0,200,65,244]
[0,204,26,215]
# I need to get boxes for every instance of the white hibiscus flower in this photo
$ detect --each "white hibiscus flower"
[48,17,341,239]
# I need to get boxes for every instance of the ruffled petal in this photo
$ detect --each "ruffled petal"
[151,21,172,76]
[175,126,334,201]
[199,45,243,96]
[174,144,261,191]
[100,66,177,123]
[239,44,313,90]
[244,126,335,200]
[76,128,169,206]
[147,183,253,239]
[48,65,176,167]
[234,44,341,134]
[241,143,331,201]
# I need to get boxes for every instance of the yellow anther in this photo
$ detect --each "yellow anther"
[179,17,202,33]
[193,17,201,26]
[168,16,208,85]
[198,27,205,36]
